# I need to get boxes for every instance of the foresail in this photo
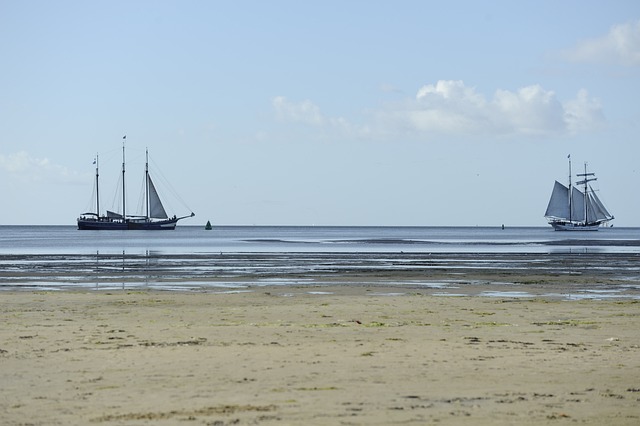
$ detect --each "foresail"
[148,175,169,219]
[588,185,613,221]
[545,181,570,219]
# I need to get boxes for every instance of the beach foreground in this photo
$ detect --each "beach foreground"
[1,287,639,425]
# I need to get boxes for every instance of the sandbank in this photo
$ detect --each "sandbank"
[1,286,639,425]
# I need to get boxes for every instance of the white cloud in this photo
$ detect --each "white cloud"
[0,151,87,184]
[492,85,566,135]
[410,81,603,137]
[410,80,490,134]
[272,96,325,126]
[564,20,640,66]
[272,96,356,134]
[273,80,603,140]
[563,89,605,134]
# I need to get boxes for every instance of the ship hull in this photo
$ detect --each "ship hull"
[77,217,178,230]
[77,218,128,230]
[549,221,601,231]
[127,218,178,230]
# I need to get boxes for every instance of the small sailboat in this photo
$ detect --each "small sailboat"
[544,156,613,231]
[77,139,194,230]
[205,220,212,230]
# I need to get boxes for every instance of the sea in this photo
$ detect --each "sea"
[2,225,640,255]
[2,226,640,298]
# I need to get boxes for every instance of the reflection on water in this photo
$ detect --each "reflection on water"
[2,225,640,255]
[2,226,640,298]
[0,249,639,300]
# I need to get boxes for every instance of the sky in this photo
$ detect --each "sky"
[1,0,639,227]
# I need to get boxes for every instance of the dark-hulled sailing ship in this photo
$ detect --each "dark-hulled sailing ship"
[77,141,194,230]
[544,156,613,231]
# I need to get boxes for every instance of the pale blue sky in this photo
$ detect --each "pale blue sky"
[1,1,639,226]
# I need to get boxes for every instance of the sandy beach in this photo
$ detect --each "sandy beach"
[1,283,639,425]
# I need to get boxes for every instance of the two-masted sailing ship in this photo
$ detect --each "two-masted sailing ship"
[77,140,194,230]
[544,156,613,231]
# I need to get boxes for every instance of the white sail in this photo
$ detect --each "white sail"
[570,186,586,222]
[148,175,169,219]
[588,186,613,222]
[545,181,570,219]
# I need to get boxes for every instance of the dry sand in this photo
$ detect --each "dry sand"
[1,286,639,425]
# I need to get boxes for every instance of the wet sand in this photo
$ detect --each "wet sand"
[2,251,640,299]
[1,283,639,425]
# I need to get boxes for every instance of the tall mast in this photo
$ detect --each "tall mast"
[584,163,588,223]
[145,148,149,220]
[95,154,100,217]
[576,161,597,224]
[122,136,126,220]
[568,155,572,222]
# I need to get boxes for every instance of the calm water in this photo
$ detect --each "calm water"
[2,226,640,298]
[2,225,640,255]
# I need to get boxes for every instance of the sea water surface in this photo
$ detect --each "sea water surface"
[1,226,640,298]
[2,225,640,255]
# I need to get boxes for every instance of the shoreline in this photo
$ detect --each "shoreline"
[1,287,639,425]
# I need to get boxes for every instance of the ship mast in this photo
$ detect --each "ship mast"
[576,162,596,224]
[95,154,99,217]
[122,136,126,221]
[145,148,149,220]
[568,155,572,223]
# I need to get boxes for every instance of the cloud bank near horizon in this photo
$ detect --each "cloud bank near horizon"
[271,20,640,142]
[273,80,604,140]
[0,151,87,184]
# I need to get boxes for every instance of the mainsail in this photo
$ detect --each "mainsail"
[571,186,586,222]
[147,175,168,219]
